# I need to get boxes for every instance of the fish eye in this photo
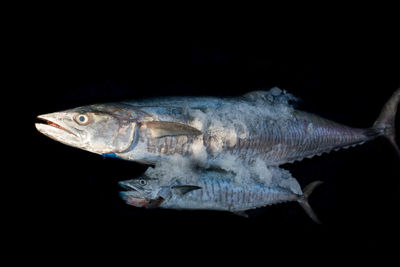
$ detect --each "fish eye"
[74,114,90,125]
[139,179,147,186]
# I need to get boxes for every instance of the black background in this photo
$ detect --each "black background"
[12,26,400,261]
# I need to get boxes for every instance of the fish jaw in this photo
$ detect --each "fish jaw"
[118,179,154,197]
[119,180,151,207]
[119,178,164,208]
[119,191,149,207]
[35,113,86,151]
[118,180,138,191]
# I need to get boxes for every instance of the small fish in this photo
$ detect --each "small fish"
[119,170,323,223]
[35,87,400,167]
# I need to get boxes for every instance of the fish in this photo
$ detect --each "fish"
[35,87,400,167]
[118,169,323,223]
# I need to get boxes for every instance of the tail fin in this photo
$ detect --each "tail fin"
[373,87,400,157]
[298,181,323,224]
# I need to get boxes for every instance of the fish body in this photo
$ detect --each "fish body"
[119,169,322,223]
[35,88,400,166]
[120,99,368,165]
[153,177,299,212]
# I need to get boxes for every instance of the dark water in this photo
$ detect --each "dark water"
[15,35,399,260]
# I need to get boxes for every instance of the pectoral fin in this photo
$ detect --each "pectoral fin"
[171,185,202,196]
[144,121,202,138]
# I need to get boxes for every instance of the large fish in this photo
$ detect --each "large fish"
[35,87,400,166]
[118,169,323,223]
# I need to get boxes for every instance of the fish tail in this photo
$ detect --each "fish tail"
[297,181,323,224]
[372,87,400,157]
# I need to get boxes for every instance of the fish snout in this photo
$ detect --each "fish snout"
[35,112,82,144]
[118,180,130,190]
[118,180,137,190]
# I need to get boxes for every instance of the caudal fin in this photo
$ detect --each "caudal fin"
[373,87,400,157]
[298,181,323,224]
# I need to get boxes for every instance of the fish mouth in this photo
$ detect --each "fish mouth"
[35,116,78,137]
[119,182,148,207]
[119,181,146,200]
[119,180,138,191]
[35,113,83,148]
[118,180,150,208]
[119,191,145,200]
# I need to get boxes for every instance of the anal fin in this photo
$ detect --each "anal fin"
[298,181,323,224]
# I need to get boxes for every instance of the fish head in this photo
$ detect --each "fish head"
[35,104,141,155]
[119,176,161,207]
